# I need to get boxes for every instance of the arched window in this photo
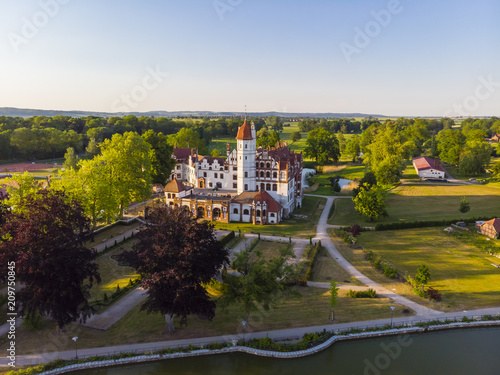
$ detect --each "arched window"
[266,172,270,178]
[266,183,271,190]
[260,171,264,178]
[260,162,264,168]
[263,210,267,217]
[260,183,265,190]
[256,210,261,217]
[273,172,277,178]
[245,172,248,178]
[233,208,239,214]
[244,184,248,191]
[272,184,277,191]
[243,209,249,215]
[167,193,171,198]
[266,162,270,168]
[256,162,259,168]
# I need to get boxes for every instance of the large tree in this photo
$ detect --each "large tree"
[0,190,100,329]
[128,205,229,333]
[219,242,295,328]
[142,130,176,185]
[436,129,465,165]
[100,132,152,217]
[353,183,388,221]
[3,172,42,211]
[304,128,340,165]
[57,156,119,228]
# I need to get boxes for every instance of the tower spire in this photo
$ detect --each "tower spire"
[244,105,247,121]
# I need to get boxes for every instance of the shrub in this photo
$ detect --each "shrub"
[219,231,235,247]
[426,287,442,301]
[413,287,427,298]
[347,288,377,298]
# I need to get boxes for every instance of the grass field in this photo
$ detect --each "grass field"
[86,222,141,249]
[356,227,500,311]
[310,246,364,286]
[329,184,500,226]
[252,240,292,261]
[87,241,139,302]
[4,286,411,355]
[214,195,326,238]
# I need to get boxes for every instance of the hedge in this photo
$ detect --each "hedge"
[219,231,235,247]
[374,216,498,231]
[298,241,322,285]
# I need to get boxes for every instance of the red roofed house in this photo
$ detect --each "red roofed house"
[167,119,303,224]
[479,219,500,239]
[412,157,446,179]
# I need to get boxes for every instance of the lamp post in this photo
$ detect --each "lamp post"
[72,336,78,359]
[390,306,395,327]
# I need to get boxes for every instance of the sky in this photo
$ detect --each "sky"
[0,0,499,117]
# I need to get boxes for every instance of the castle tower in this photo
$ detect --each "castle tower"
[236,118,256,193]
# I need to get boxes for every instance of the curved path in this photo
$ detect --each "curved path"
[309,194,441,317]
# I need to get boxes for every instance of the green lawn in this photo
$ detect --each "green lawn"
[214,196,326,238]
[356,227,500,311]
[86,222,141,249]
[5,286,412,355]
[252,240,292,261]
[87,241,139,302]
[329,184,500,226]
[310,246,364,286]
[314,164,366,182]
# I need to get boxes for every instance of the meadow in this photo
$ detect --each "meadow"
[329,184,500,226]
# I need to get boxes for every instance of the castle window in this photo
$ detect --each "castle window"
[209,182,213,188]
[266,183,271,190]
[260,171,264,178]
[214,173,218,178]
[266,172,270,178]
[233,174,237,180]
[260,162,264,168]
[260,183,265,190]
[233,208,239,214]
[167,193,171,198]
[273,172,277,178]
[266,162,270,168]
[263,210,267,217]
[256,210,261,217]
[272,184,277,191]
[245,156,247,160]
[243,209,249,215]
[245,144,248,149]
[256,163,259,168]
[220,173,224,179]
[245,172,248,178]
[233,183,237,188]
[244,184,248,191]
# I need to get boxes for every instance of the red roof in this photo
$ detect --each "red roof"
[235,120,253,140]
[164,177,186,193]
[412,157,445,172]
[483,219,500,233]
[173,148,192,161]
[254,190,281,212]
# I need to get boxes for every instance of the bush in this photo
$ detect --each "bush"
[365,250,399,279]
[348,288,377,298]
[219,231,235,247]
[297,243,322,285]
[413,287,427,298]
[426,287,442,301]
[375,216,498,231]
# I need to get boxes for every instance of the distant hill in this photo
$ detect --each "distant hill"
[0,107,387,119]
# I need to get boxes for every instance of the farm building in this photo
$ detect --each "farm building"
[412,157,446,179]
[478,219,500,239]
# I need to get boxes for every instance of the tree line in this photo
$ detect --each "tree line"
[0,115,265,161]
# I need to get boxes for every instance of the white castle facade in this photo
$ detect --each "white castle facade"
[165,120,303,224]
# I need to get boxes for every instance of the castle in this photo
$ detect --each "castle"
[164,119,303,224]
